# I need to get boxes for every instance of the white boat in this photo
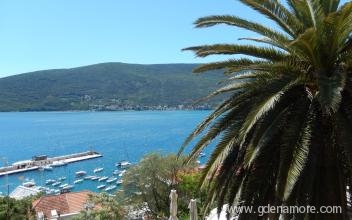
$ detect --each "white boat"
[91,176,100,181]
[118,170,127,177]
[59,183,68,188]
[115,160,131,168]
[58,176,66,181]
[45,179,56,185]
[74,179,84,184]
[116,180,123,185]
[38,186,49,192]
[198,152,206,158]
[84,175,95,180]
[104,185,117,191]
[75,171,87,177]
[93,167,104,173]
[23,181,35,187]
[45,189,55,194]
[106,177,117,183]
[98,176,108,182]
[97,184,106,189]
[113,170,121,175]
[51,161,67,167]
[52,182,61,187]
[62,184,74,190]
[43,165,53,171]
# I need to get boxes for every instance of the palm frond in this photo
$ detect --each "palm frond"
[283,101,317,200]
[183,44,287,61]
[239,0,301,37]
[194,15,291,48]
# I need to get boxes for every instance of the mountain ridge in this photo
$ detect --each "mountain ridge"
[0,62,224,111]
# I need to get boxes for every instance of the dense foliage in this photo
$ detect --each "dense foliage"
[181,0,352,219]
[122,153,202,219]
[0,196,35,220]
[0,62,222,111]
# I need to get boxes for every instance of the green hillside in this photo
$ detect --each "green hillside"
[0,62,224,111]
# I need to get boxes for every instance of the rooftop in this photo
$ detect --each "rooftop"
[32,190,95,219]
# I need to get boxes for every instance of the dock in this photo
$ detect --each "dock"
[0,151,102,176]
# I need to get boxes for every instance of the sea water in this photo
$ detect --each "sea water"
[0,111,211,194]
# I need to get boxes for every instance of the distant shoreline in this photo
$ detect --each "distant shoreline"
[0,108,214,113]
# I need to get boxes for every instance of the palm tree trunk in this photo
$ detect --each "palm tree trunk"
[312,116,346,220]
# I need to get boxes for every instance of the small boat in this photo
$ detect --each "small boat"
[45,189,54,194]
[75,171,87,177]
[74,179,84,184]
[84,175,95,180]
[38,186,49,192]
[91,176,100,181]
[115,160,131,168]
[93,167,104,173]
[58,176,66,181]
[52,161,67,167]
[97,184,106,189]
[98,176,108,182]
[104,185,117,191]
[52,182,61,187]
[43,165,53,171]
[59,183,68,188]
[106,177,117,183]
[198,152,206,158]
[53,189,60,194]
[62,184,74,190]
[23,181,36,187]
[116,180,123,185]
[45,179,56,185]
[113,170,121,175]
[118,170,127,177]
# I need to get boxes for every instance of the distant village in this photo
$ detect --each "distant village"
[82,95,214,111]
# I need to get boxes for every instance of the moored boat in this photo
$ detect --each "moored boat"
[198,152,206,158]
[84,175,95,180]
[52,181,61,187]
[45,179,56,185]
[118,170,127,177]
[106,177,117,183]
[115,160,131,168]
[91,176,100,181]
[75,170,87,177]
[59,183,68,188]
[97,184,106,189]
[23,181,35,187]
[74,179,84,184]
[51,161,67,167]
[62,184,74,190]
[43,165,53,171]
[98,176,108,182]
[58,176,66,181]
[93,167,104,173]
[104,185,117,191]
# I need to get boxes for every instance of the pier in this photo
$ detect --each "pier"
[0,151,102,176]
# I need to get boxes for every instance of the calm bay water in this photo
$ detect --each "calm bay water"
[0,111,210,194]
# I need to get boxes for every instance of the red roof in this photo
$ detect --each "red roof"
[32,190,94,218]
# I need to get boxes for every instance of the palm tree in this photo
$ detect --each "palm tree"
[180,1,352,219]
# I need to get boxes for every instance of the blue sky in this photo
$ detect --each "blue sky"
[0,0,349,77]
